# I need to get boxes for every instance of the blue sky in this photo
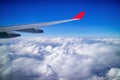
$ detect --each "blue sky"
[0,0,120,37]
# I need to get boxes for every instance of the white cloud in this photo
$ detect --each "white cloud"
[106,68,120,80]
[0,37,120,80]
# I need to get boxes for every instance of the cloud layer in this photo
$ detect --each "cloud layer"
[0,37,120,80]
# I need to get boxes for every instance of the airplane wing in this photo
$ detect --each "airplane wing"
[0,11,85,38]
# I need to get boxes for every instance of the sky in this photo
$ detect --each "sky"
[0,0,120,37]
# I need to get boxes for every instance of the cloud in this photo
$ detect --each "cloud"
[0,37,120,80]
[106,68,120,80]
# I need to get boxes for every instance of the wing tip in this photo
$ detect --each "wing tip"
[73,11,85,20]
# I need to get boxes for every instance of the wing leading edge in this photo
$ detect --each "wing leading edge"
[0,11,85,38]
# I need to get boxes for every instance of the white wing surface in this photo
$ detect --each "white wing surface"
[0,12,85,38]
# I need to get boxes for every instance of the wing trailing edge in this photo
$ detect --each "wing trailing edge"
[0,11,85,38]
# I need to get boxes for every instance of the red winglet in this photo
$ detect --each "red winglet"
[73,11,85,20]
